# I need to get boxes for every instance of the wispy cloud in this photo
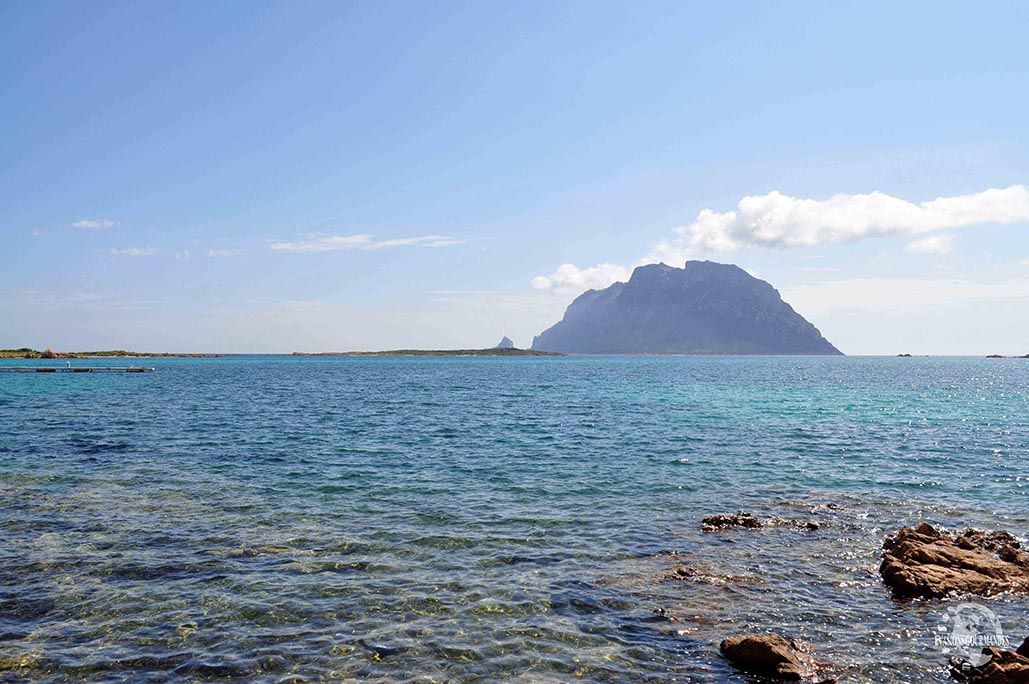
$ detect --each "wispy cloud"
[0,288,162,312]
[269,233,466,253]
[101,246,157,257]
[783,274,1029,314]
[72,219,118,229]
[905,234,954,255]
[532,185,1029,292]
[206,249,241,258]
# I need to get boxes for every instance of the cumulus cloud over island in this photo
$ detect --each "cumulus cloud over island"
[533,185,1029,292]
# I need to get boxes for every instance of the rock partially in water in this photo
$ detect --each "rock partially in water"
[880,523,1029,599]
[720,634,833,682]
[667,564,757,586]
[701,512,819,532]
[702,512,763,530]
[950,639,1029,683]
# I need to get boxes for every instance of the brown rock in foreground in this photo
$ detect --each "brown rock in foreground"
[720,634,834,682]
[951,640,1029,683]
[880,523,1029,599]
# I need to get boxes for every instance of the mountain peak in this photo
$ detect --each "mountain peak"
[531,261,841,355]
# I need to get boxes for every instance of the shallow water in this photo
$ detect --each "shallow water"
[1,355,1027,682]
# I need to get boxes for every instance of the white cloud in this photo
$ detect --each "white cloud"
[102,247,156,257]
[206,249,240,258]
[530,263,631,293]
[269,233,466,253]
[531,184,1029,292]
[905,234,954,254]
[676,185,1029,252]
[72,219,118,229]
[175,250,191,260]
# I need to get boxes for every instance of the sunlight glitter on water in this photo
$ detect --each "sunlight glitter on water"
[0,356,1027,682]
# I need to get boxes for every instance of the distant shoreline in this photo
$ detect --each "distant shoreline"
[0,348,220,359]
[4,347,1027,359]
[292,348,564,357]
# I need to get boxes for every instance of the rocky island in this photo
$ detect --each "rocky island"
[531,261,841,355]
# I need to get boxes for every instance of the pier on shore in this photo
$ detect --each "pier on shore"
[0,366,155,373]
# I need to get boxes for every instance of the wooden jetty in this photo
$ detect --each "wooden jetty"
[0,366,155,373]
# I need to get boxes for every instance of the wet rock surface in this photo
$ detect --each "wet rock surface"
[701,512,820,532]
[950,639,1029,683]
[667,564,757,586]
[719,634,834,682]
[880,523,1029,599]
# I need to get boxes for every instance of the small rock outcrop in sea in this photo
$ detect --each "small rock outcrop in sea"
[702,512,764,530]
[531,261,842,355]
[720,634,834,682]
[950,637,1029,683]
[495,336,515,349]
[880,523,1029,599]
[668,564,756,586]
[987,354,1006,358]
[897,353,913,357]
[701,512,819,532]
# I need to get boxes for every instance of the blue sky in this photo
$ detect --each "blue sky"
[2,1,1028,353]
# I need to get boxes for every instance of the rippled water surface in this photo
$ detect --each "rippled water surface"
[1,356,1027,683]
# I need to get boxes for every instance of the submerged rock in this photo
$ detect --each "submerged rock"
[701,512,819,532]
[668,564,757,586]
[720,634,834,682]
[880,523,1029,599]
[950,638,1029,683]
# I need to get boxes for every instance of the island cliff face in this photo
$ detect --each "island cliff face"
[531,261,842,355]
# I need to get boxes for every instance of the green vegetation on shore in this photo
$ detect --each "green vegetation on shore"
[0,348,219,359]
[292,348,564,357]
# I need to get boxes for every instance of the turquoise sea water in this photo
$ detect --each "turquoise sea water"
[1,356,1027,683]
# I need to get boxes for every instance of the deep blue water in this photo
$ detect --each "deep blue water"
[1,356,1027,683]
